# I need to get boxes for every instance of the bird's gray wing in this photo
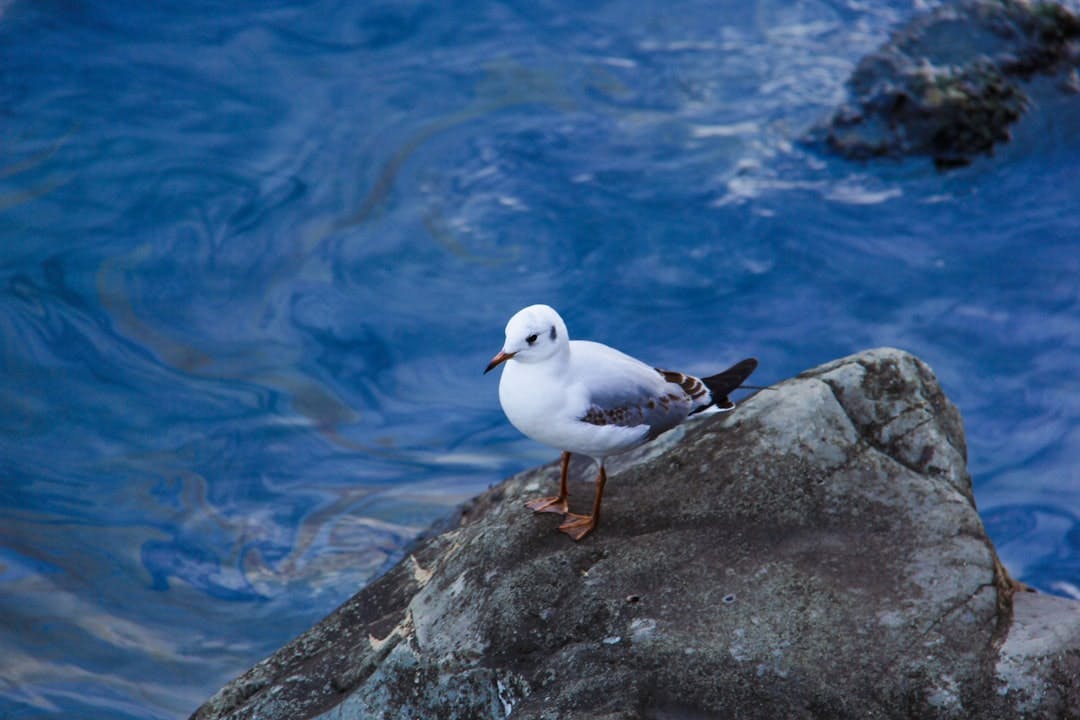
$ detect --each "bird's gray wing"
[578,367,694,440]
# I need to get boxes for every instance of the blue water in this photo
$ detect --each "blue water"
[1,0,1078,717]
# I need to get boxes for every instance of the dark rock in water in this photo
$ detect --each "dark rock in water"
[817,0,1080,168]
[190,349,1080,720]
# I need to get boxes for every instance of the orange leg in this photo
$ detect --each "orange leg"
[525,450,571,515]
[558,463,606,541]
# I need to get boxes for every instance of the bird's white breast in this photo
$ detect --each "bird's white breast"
[498,358,574,446]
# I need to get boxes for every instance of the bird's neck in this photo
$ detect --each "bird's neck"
[544,344,571,375]
[507,345,570,382]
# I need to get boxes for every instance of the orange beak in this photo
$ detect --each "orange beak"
[484,350,516,374]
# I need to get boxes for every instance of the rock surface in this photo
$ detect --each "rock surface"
[816,0,1080,168]
[190,348,1080,720]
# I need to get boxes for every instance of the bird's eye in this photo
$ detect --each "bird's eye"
[526,334,538,345]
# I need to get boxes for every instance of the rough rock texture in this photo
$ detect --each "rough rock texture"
[817,0,1080,168]
[191,348,1080,720]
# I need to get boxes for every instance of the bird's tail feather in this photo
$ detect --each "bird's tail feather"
[701,358,759,411]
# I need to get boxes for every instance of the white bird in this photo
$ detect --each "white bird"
[485,304,757,541]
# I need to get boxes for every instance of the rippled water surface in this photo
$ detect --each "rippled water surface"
[2,0,1078,717]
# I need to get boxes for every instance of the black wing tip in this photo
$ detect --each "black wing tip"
[702,357,759,408]
[731,357,758,375]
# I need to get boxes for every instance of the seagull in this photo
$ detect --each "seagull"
[484,304,757,541]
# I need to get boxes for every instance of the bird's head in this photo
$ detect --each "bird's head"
[485,304,569,373]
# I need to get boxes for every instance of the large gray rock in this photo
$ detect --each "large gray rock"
[816,0,1080,168]
[191,348,1080,720]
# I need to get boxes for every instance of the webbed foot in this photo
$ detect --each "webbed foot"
[557,513,596,541]
[525,495,569,515]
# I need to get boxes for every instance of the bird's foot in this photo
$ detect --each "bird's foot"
[557,513,596,541]
[525,495,569,515]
